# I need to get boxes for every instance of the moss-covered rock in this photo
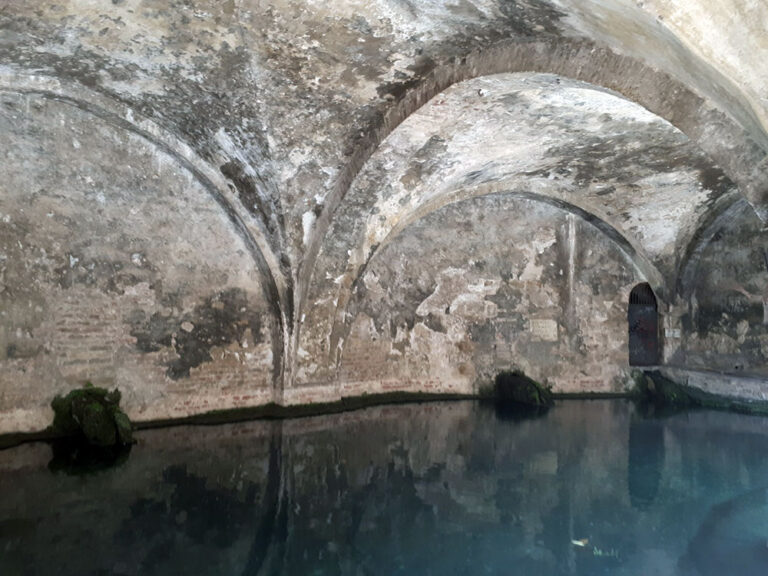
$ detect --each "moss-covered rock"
[114,411,133,445]
[634,371,695,408]
[51,394,80,436]
[51,383,133,447]
[494,370,554,407]
[81,402,117,446]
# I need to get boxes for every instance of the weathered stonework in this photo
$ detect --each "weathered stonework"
[1,0,767,431]
[338,196,643,395]
[671,202,768,377]
[0,92,276,433]
[296,74,737,397]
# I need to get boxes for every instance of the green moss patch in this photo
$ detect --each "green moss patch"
[51,383,133,447]
[493,370,554,407]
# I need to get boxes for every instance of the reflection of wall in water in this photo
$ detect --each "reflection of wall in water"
[4,403,768,575]
[628,416,665,510]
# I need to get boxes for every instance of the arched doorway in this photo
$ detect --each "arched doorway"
[628,283,660,366]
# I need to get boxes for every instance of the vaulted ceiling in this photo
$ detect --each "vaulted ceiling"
[1,0,766,404]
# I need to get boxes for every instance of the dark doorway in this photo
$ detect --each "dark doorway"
[628,283,660,366]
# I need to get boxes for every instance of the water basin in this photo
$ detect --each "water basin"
[1,400,767,575]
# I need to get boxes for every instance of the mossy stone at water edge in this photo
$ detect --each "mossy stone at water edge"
[81,402,117,446]
[633,371,694,408]
[51,383,133,446]
[494,370,554,407]
[113,411,133,445]
[634,370,768,416]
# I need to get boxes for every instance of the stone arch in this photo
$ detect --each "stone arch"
[329,190,667,375]
[0,70,289,390]
[332,192,652,393]
[297,38,768,384]
[676,196,754,299]
[670,199,768,376]
[374,189,666,296]
[298,70,735,387]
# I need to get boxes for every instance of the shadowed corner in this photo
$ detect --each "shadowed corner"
[680,487,768,576]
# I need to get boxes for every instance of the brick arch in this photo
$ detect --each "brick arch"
[296,37,768,385]
[0,71,288,392]
[677,197,757,299]
[326,190,668,374]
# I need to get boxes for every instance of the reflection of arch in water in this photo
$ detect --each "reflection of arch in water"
[628,283,661,366]
[681,487,768,576]
[627,417,665,511]
[242,424,288,576]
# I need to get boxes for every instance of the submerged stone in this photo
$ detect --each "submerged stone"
[634,370,768,416]
[493,370,554,408]
[632,371,716,419]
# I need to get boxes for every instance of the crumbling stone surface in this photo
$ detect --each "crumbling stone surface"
[0,1,767,431]
[331,194,642,396]
[0,92,276,433]
[669,202,768,377]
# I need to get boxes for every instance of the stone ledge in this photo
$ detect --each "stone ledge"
[0,391,477,451]
[646,366,768,414]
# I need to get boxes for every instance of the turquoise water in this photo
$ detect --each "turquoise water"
[2,400,768,575]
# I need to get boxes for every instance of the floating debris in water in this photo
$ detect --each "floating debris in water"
[571,539,620,559]
[571,538,589,547]
[592,546,620,559]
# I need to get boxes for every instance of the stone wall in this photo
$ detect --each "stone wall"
[336,195,642,395]
[1,1,767,432]
[672,202,768,376]
[0,93,277,433]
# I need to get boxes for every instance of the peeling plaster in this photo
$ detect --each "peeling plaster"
[1,0,768,429]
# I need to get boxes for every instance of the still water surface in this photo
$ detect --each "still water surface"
[2,400,768,575]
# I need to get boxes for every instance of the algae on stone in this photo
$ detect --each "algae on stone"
[51,383,133,446]
[494,370,554,407]
[634,370,768,416]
